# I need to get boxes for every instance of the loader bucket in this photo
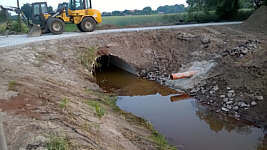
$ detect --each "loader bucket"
[28,24,41,37]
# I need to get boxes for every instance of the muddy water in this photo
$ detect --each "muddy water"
[95,66,266,150]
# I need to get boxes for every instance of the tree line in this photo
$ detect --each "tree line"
[102,4,186,16]
[186,0,266,19]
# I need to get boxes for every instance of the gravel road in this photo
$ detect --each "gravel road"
[0,22,242,48]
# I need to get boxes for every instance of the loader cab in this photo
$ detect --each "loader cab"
[31,2,48,25]
[68,0,92,10]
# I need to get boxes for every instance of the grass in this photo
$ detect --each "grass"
[47,136,70,150]
[59,98,70,110]
[85,90,176,149]
[87,101,105,118]
[80,47,98,70]
[65,23,79,32]
[151,130,177,150]
[101,14,173,26]
[8,80,20,91]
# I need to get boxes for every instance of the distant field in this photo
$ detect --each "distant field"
[100,13,184,26]
[64,9,254,32]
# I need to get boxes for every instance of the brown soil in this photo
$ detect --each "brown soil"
[239,6,267,34]
[0,39,162,149]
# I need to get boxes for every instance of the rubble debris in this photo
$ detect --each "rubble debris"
[222,40,261,58]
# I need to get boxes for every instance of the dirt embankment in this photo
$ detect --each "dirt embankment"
[0,39,168,149]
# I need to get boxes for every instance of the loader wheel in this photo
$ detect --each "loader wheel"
[77,23,83,32]
[79,17,96,32]
[47,18,65,35]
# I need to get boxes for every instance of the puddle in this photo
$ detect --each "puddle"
[95,65,266,150]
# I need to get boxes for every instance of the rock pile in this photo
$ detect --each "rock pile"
[222,40,261,58]
[190,81,265,120]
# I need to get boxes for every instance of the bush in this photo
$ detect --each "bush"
[9,21,29,33]
[0,21,29,34]
[0,23,6,33]
[185,11,219,23]
[216,0,240,19]
[47,136,69,150]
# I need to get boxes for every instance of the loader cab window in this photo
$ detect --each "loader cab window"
[33,4,40,15]
[40,3,48,13]
[69,0,91,10]
[75,0,82,10]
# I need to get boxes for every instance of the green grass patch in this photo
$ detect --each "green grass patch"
[85,90,176,149]
[80,47,98,70]
[87,101,105,118]
[59,98,70,110]
[100,14,171,26]
[65,24,79,32]
[151,130,177,150]
[8,80,20,91]
[47,136,70,150]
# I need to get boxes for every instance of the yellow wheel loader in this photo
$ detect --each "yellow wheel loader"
[31,0,102,35]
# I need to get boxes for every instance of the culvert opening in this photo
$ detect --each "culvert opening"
[94,55,137,75]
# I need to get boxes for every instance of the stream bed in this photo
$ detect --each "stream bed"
[95,65,266,150]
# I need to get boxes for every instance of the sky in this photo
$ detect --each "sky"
[0,0,187,12]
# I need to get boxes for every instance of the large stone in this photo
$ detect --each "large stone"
[239,102,248,108]
[256,96,264,101]
[251,101,257,106]
[222,107,229,112]
[220,95,226,98]
[233,106,239,111]
[223,98,229,102]
[226,101,234,105]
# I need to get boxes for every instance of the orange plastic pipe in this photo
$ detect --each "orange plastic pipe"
[170,71,196,80]
[170,94,191,102]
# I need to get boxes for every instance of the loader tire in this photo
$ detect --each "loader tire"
[79,17,96,32]
[47,18,65,35]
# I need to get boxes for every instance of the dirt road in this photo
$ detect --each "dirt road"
[0,22,242,48]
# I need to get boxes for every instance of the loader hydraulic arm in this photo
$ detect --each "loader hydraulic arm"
[0,5,29,26]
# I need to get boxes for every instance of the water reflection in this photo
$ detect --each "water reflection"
[196,104,253,134]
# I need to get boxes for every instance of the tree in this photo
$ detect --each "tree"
[239,0,254,8]
[186,0,241,19]
[112,11,123,16]
[157,4,185,14]
[143,7,152,15]
[216,0,240,19]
